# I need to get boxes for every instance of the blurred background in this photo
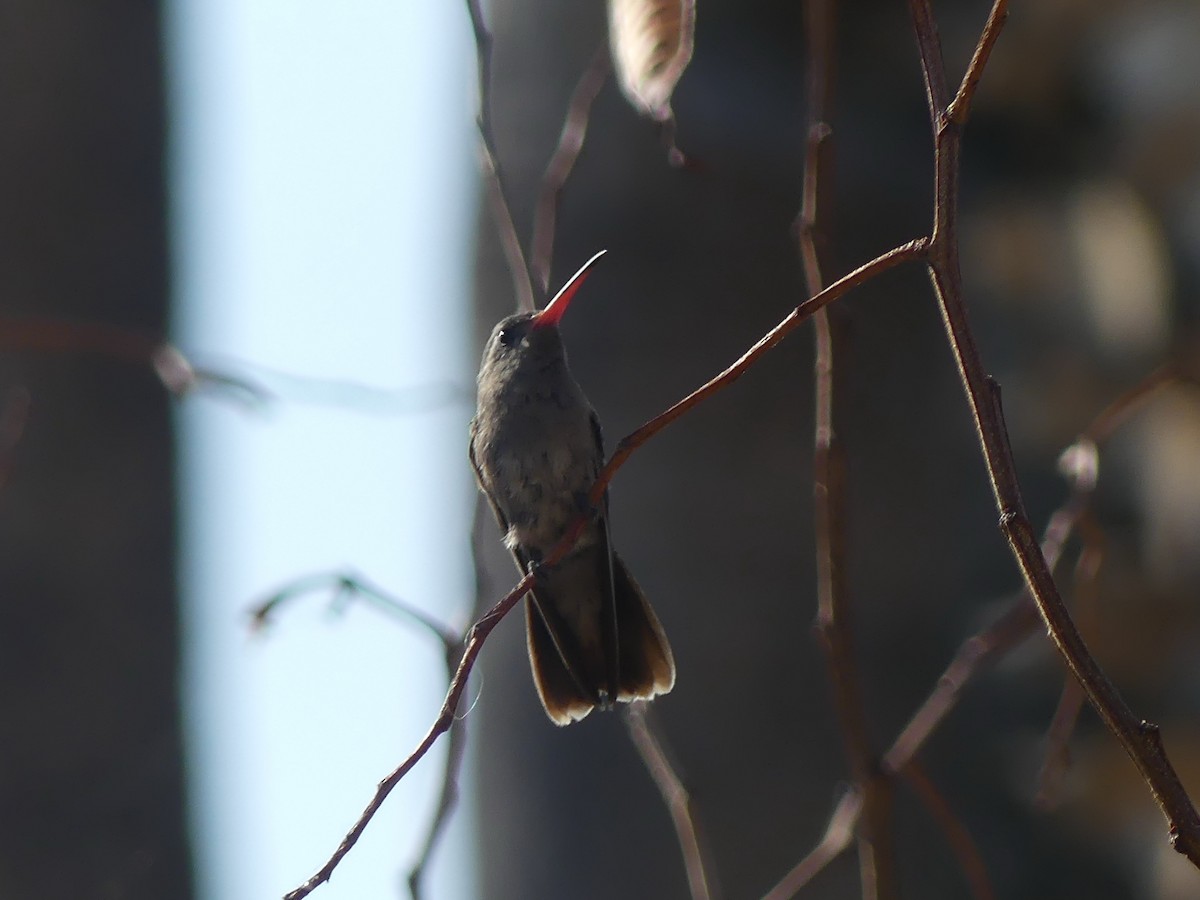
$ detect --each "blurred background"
[2,1,1199,899]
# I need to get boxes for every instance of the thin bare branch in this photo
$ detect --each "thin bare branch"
[1032,367,1200,811]
[761,789,862,900]
[787,500,1080,893]
[1079,363,1189,445]
[901,762,995,900]
[798,1,895,895]
[906,0,1200,867]
[883,600,1038,778]
[466,0,535,312]
[0,316,269,401]
[887,357,1193,777]
[481,149,536,314]
[406,713,468,900]
[529,46,611,298]
[880,493,1095,783]
[1034,526,1104,810]
[600,238,928,494]
[946,0,1009,126]
[407,498,505,898]
[906,0,949,126]
[248,571,470,899]
[249,570,460,649]
[625,704,719,900]
[776,390,1136,893]
[283,570,535,900]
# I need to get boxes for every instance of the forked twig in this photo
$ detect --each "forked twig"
[764,307,1196,893]
[945,0,1008,126]
[624,704,719,900]
[1031,363,1199,807]
[283,569,534,900]
[906,0,1200,866]
[881,361,1197,841]
[250,571,459,647]
[468,7,611,312]
[249,572,468,899]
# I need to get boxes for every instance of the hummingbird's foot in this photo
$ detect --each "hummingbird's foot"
[526,558,551,582]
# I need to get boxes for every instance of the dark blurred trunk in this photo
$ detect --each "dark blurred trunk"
[0,3,191,898]
[467,2,1163,899]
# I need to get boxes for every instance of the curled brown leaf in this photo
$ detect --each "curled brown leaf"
[607,0,695,121]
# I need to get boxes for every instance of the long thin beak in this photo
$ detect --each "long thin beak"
[532,249,607,330]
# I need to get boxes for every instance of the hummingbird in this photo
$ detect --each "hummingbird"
[469,251,675,725]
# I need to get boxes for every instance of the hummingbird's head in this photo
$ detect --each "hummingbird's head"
[479,250,607,384]
[480,310,559,380]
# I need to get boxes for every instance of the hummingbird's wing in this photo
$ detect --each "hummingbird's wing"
[586,412,673,702]
[589,412,621,703]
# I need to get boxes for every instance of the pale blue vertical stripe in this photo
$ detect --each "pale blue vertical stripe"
[164,2,476,897]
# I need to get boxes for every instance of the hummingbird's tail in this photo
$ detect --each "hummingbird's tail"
[611,552,676,703]
[525,552,675,726]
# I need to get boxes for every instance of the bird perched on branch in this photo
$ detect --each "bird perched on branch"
[470,251,675,725]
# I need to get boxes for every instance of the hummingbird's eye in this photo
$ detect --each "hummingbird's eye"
[497,327,515,347]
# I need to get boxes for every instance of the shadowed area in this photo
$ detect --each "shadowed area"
[0,3,191,897]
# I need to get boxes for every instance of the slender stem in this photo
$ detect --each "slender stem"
[0,316,267,400]
[761,789,862,900]
[283,571,535,900]
[883,598,1039,777]
[407,654,470,899]
[625,705,719,900]
[599,239,927,499]
[1079,363,1186,445]
[906,0,1200,866]
[1034,527,1103,810]
[528,47,611,299]
[946,0,1008,126]
[901,763,995,900]
[466,0,536,312]
[799,2,895,896]
[250,571,460,647]
[886,358,1192,776]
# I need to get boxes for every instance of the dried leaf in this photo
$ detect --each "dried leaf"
[607,0,695,122]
